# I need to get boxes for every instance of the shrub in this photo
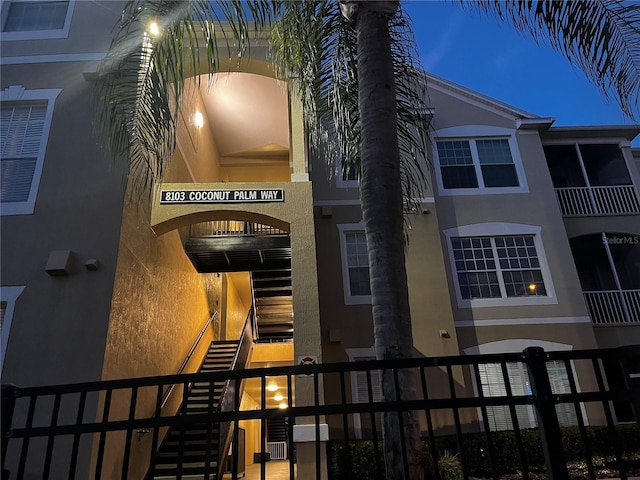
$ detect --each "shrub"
[329,425,640,479]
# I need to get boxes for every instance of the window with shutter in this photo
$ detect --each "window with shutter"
[477,360,577,431]
[1,87,60,215]
[1,103,46,203]
[353,366,383,439]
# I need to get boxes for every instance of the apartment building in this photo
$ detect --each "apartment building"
[1,0,639,476]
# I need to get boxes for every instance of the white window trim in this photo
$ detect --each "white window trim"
[1,0,75,41]
[443,223,557,308]
[433,125,529,196]
[346,347,381,439]
[1,85,61,216]
[337,223,371,305]
[335,158,359,189]
[1,286,25,374]
[464,340,587,429]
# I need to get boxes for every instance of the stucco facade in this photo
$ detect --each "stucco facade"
[1,1,639,477]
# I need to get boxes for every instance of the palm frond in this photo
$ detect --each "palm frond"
[270,1,432,235]
[93,0,274,197]
[465,0,640,119]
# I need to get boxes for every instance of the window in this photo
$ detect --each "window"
[338,224,371,304]
[452,235,547,300]
[1,103,46,203]
[1,286,24,371]
[437,139,518,189]
[336,157,359,188]
[1,86,60,215]
[1,1,74,40]
[345,232,371,296]
[468,340,579,432]
[478,360,577,431]
[433,126,528,195]
[444,224,556,307]
[347,348,383,439]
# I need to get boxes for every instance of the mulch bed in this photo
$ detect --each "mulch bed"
[472,465,640,480]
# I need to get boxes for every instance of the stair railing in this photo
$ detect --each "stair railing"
[217,307,254,479]
[160,311,219,410]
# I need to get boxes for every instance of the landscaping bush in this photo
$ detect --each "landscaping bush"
[328,425,640,479]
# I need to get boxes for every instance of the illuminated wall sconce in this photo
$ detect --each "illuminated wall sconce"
[266,384,278,392]
[148,21,160,37]
[274,394,284,402]
[194,111,204,129]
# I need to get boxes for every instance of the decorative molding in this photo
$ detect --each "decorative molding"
[0,53,106,65]
[456,316,591,328]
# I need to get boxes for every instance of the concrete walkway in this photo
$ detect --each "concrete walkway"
[221,460,296,480]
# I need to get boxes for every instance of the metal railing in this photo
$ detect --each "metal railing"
[555,186,640,216]
[2,346,639,480]
[189,220,288,238]
[584,290,640,324]
[160,311,218,409]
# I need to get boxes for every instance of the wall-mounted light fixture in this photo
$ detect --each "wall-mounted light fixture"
[148,21,160,37]
[194,111,204,129]
[439,329,451,339]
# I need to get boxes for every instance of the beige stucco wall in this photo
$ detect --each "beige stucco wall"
[221,164,290,182]
[165,80,222,183]
[151,181,322,410]
[96,189,221,478]
[406,206,461,358]
[225,272,251,339]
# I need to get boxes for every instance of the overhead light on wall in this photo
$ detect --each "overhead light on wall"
[274,394,284,402]
[148,21,160,37]
[267,384,278,392]
[278,403,288,409]
[194,111,204,129]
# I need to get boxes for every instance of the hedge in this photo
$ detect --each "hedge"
[328,425,640,480]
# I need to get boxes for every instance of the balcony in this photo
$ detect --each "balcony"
[555,185,640,216]
[544,143,640,217]
[570,233,640,325]
[584,289,640,324]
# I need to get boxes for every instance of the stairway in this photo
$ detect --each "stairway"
[252,269,293,341]
[150,341,238,479]
[267,417,287,443]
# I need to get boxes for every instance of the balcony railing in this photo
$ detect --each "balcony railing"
[555,185,640,216]
[189,220,287,238]
[584,289,640,324]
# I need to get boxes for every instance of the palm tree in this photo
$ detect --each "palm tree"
[95,1,640,478]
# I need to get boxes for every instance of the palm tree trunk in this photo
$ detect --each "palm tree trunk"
[356,6,421,480]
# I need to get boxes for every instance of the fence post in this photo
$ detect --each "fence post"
[523,347,569,480]
[1,384,19,478]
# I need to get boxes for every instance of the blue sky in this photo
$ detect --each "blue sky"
[403,1,640,145]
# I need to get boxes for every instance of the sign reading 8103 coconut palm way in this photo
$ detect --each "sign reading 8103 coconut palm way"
[160,189,285,204]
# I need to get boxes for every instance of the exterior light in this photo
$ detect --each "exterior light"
[278,403,288,409]
[274,394,284,401]
[267,384,278,392]
[528,284,537,292]
[194,111,204,129]
[148,22,160,36]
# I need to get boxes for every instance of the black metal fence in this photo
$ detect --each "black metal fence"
[2,346,639,480]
